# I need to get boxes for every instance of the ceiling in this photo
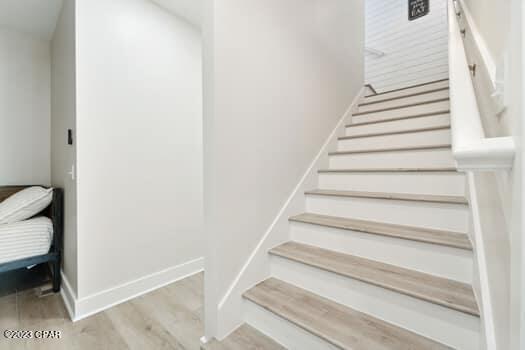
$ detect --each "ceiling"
[150,0,203,28]
[0,0,202,41]
[0,0,63,40]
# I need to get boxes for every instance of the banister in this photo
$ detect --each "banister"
[448,0,515,171]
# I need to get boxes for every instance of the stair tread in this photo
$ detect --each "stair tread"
[353,98,450,116]
[202,324,285,350]
[269,242,479,316]
[304,189,468,205]
[328,144,451,156]
[346,111,451,127]
[339,125,450,140]
[359,87,450,107]
[364,78,449,98]
[318,167,458,173]
[244,278,452,350]
[289,213,472,250]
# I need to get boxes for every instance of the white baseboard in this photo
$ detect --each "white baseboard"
[60,271,77,320]
[213,88,367,339]
[60,257,204,322]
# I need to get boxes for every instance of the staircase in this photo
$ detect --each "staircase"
[203,79,481,350]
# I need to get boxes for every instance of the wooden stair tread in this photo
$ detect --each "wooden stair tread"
[202,324,285,350]
[353,98,450,116]
[269,242,479,316]
[328,144,451,156]
[289,213,472,250]
[364,78,449,98]
[359,87,450,106]
[346,111,450,127]
[244,278,452,350]
[318,167,458,173]
[338,125,450,140]
[304,189,468,205]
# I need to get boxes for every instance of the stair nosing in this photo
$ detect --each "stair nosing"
[328,144,451,156]
[339,125,450,140]
[352,98,450,116]
[346,110,451,128]
[289,212,472,250]
[364,78,449,98]
[243,278,453,350]
[345,109,450,128]
[304,189,468,205]
[359,87,450,106]
[269,243,480,317]
[318,167,459,173]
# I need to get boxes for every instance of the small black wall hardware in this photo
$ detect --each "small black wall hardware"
[469,64,477,77]
[68,129,73,145]
[409,0,430,21]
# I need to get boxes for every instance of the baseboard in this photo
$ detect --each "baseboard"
[60,271,77,320]
[213,88,367,339]
[61,257,204,322]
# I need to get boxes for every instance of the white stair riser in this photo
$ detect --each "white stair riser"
[318,172,466,196]
[329,149,455,169]
[305,195,469,232]
[345,114,450,137]
[270,257,480,350]
[290,222,473,283]
[338,128,451,152]
[244,300,338,350]
[358,89,450,113]
[363,80,449,103]
[352,100,450,125]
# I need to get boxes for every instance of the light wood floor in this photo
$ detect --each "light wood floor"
[0,273,204,350]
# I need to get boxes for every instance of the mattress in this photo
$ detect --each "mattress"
[0,217,53,265]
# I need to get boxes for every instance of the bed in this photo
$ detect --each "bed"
[0,186,63,292]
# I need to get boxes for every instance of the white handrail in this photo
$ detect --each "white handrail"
[448,0,515,171]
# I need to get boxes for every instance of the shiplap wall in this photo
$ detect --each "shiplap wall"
[365,0,449,93]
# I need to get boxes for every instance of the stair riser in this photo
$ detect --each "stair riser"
[345,114,450,137]
[352,100,450,125]
[338,129,451,152]
[305,195,469,232]
[290,222,473,283]
[270,256,480,350]
[244,300,339,350]
[358,89,450,113]
[318,172,466,196]
[363,80,449,103]
[329,149,455,169]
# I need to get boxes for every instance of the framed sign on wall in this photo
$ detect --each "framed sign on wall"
[409,0,430,21]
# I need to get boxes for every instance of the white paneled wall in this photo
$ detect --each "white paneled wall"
[366,0,448,93]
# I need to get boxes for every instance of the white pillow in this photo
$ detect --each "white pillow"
[0,187,53,225]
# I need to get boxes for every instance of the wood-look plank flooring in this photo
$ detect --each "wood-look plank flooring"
[304,189,468,205]
[270,242,479,316]
[0,273,203,350]
[202,324,285,350]
[244,278,452,350]
[289,213,472,250]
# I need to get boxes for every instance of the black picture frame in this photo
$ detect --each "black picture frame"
[409,0,430,21]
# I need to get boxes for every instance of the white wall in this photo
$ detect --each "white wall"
[0,28,50,185]
[365,0,448,92]
[51,0,78,294]
[203,0,364,338]
[75,0,203,300]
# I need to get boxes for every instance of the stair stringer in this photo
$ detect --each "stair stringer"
[212,88,367,340]
[467,171,511,350]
